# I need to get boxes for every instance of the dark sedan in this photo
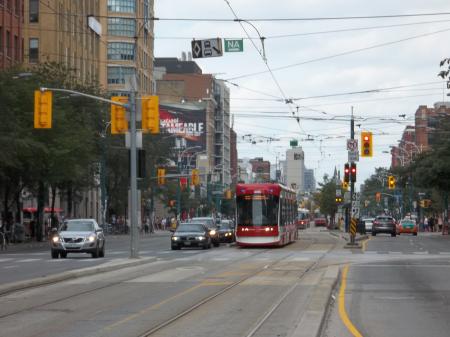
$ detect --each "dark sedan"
[171,223,212,250]
[190,217,220,247]
[218,220,235,243]
[372,216,397,237]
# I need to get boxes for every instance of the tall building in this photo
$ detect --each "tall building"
[391,125,415,168]
[23,0,101,83]
[155,57,232,186]
[99,0,154,95]
[0,0,24,69]
[285,146,305,192]
[304,168,316,193]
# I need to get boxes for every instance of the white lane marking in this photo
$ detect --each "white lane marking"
[3,265,19,269]
[107,251,127,255]
[182,251,199,254]
[375,296,415,300]
[0,258,14,262]
[16,258,41,263]
[413,251,429,255]
[158,251,172,254]
[388,252,402,255]
[439,252,450,255]
[28,252,48,256]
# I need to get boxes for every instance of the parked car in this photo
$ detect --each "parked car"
[362,218,375,232]
[50,219,105,258]
[397,219,418,236]
[314,216,327,227]
[218,219,235,243]
[171,223,212,250]
[372,216,396,237]
[190,217,220,246]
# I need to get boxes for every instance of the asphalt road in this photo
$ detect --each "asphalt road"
[0,229,341,337]
[323,232,450,337]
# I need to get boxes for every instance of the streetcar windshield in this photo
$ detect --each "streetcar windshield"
[236,194,279,226]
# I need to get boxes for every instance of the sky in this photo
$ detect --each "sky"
[153,0,450,187]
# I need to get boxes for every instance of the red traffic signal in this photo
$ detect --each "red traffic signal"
[350,163,357,182]
[361,131,373,157]
[344,163,350,183]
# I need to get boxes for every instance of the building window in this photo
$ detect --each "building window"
[0,27,3,52]
[107,42,134,60]
[107,0,135,13]
[108,17,136,37]
[14,35,18,60]
[29,38,38,63]
[6,30,10,57]
[107,66,135,84]
[29,0,38,22]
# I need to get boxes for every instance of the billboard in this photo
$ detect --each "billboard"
[159,104,206,150]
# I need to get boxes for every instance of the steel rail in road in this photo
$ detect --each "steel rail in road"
[0,246,272,320]
[137,235,339,337]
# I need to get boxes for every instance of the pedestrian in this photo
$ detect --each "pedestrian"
[429,216,435,232]
[161,217,167,231]
[423,217,429,232]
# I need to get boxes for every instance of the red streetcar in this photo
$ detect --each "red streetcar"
[235,183,298,247]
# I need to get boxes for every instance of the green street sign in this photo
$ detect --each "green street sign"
[224,39,243,52]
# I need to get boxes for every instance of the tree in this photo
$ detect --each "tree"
[314,174,338,222]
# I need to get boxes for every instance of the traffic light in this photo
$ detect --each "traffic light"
[34,90,52,129]
[344,163,350,183]
[388,175,396,189]
[157,168,165,185]
[111,96,128,134]
[180,177,188,190]
[191,169,200,186]
[141,95,159,134]
[350,163,357,183]
[342,181,349,191]
[361,131,373,157]
[376,192,381,202]
[225,190,232,200]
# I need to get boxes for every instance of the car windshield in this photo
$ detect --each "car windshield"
[61,221,94,232]
[377,217,392,221]
[220,222,232,229]
[191,218,214,227]
[176,224,204,232]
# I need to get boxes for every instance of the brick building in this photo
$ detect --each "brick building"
[0,0,24,69]
[250,157,271,183]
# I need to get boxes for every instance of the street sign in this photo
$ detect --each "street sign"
[224,39,243,52]
[348,150,359,162]
[347,139,358,151]
[354,192,361,201]
[191,38,223,58]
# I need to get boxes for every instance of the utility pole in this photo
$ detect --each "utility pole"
[129,87,139,258]
[349,106,356,245]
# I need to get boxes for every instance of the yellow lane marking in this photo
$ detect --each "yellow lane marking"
[338,265,364,337]
[361,237,371,252]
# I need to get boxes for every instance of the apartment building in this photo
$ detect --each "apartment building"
[0,0,24,69]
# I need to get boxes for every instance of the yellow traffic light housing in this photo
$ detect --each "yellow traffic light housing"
[191,169,200,186]
[342,181,349,191]
[361,131,373,157]
[157,168,166,185]
[111,96,128,134]
[34,90,52,129]
[388,175,396,190]
[141,95,159,134]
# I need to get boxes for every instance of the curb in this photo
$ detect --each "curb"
[0,256,157,296]
[328,231,368,242]
[291,265,340,337]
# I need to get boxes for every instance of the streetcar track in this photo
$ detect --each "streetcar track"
[0,247,273,320]
[136,234,339,337]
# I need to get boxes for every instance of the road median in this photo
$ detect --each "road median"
[0,256,156,296]
[292,265,340,337]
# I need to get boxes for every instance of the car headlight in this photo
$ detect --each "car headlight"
[172,236,179,241]
[88,234,96,242]
[52,236,60,243]
[210,230,216,236]
[196,236,205,240]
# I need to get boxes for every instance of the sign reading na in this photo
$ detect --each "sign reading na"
[224,39,243,52]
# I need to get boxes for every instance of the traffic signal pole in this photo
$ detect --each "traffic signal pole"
[350,106,356,245]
